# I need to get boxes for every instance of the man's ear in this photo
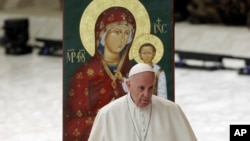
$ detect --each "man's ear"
[126,79,130,89]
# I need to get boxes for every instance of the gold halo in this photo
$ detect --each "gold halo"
[130,34,164,64]
[79,0,151,56]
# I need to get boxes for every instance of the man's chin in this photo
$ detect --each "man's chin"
[139,101,151,108]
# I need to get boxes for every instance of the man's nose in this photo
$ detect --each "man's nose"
[144,90,152,97]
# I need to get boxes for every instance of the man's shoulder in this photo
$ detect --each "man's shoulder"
[152,95,179,108]
[98,95,127,113]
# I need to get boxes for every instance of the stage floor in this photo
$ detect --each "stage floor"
[0,22,250,141]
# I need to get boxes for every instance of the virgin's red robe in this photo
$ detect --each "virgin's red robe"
[64,53,132,141]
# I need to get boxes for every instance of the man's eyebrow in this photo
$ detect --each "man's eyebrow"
[138,86,145,89]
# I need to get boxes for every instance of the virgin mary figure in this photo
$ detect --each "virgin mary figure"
[64,6,136,141]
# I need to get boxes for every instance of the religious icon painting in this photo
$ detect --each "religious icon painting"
[63,0,174,140]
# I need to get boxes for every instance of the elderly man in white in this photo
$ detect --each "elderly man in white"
[88,63,197,141]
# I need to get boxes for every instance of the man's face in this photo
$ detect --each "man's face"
[126,71,155,108]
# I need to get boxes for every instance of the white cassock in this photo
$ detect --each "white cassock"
[88,94,197,141]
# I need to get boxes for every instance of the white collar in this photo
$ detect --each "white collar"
[126,93,152,141]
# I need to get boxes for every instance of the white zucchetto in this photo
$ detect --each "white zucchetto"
[128,63,154,77]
